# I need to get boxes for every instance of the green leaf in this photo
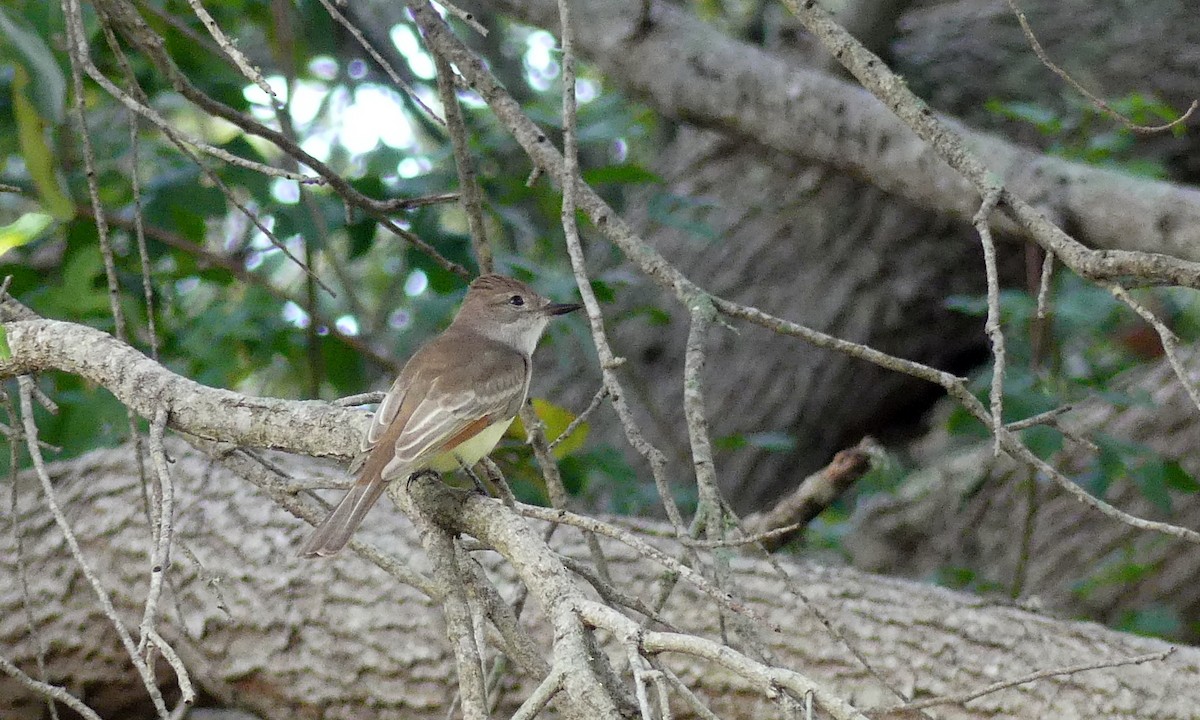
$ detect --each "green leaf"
[0,326,10,360]
[1116,605,1181,640]
[0,212,54,257]
[11,64,73,221]
[1134,460,1172,514]
[944,294,988,316]
[508,397,589,458]
[1164,461,1200,494]
[0,6,66,124]
[582,163,661,186]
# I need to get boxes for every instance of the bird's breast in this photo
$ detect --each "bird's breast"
[428,417,516,472]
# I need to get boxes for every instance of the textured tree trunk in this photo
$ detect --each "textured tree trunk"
[3,441,1198,719]
[550,127,991,511]
[502,0,1200,510]
[847,351,1200,641]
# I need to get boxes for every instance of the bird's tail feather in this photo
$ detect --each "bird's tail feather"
[298,475,387,558]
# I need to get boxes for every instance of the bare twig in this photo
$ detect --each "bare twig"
[549,385,607,450]
[138,405,179,659]
[333,391,388,407]
[516,502,777,631]
[412,526,490,720]
[1036,252,1055,320]
[432,51,492,272]
[778,0,1200,291]
[1003,0,1196,134]
[312,0,444,124]
[183,0,280,109]
[145,627,196,711]
[737,440,875,551]
[93,210,399,373]
[973,188,1007,457]
[16,376,170,718]
[91,0,470,280]
[646,657,723,720]
[1005,405,1073,432]
[64,0,127,344]
[509,669,564,720]
[1105,283,1200,415]
[886,647,1174,712]
[6,398,60,720]
[579,601,869,720]
[0,654,103,720]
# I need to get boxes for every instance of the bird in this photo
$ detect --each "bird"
[298,274,581,557]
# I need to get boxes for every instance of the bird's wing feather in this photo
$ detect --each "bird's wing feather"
[359,335,528,485]
[300,333,528,558]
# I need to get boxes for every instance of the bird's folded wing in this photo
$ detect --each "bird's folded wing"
[355,341,528,485]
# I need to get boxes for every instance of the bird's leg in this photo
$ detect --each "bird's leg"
[457,459,492,496]
[406,468,442,491]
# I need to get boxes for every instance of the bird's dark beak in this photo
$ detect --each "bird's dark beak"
[545,302,583,316]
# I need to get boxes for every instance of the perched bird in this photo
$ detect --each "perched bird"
[299,274,581,557]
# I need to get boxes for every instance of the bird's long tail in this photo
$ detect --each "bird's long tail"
[298,474,388,558]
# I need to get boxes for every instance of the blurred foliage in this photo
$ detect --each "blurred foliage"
[935,273,1199,638]
[942,275,1199,508]
[985,92,1185,178]
[0,0,663,507]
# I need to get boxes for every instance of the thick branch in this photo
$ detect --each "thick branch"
[3,442,1199,719]
[495,0,1200,264]
[0,318,364,458]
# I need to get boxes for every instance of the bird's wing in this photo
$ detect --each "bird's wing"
[298,335,527,558]
[358,337,529,485]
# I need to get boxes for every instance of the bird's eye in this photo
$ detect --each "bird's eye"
[508,295,525,307]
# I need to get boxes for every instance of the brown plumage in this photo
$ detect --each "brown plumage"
[298,275,580,557]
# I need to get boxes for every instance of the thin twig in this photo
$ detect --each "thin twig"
[123,82,158,360]
[1105,283,1200,415]
[0,654,103,720]
[138,405,178,657]
[549,385,607,450]
[647,657,721,720]
[334,391,387,407]
[312,0,444,124]
[183,0,281,109]
[6,395,60,720]
[95,210,399,373]
[1004,405,1073,432]
[1036,252,1054,320]
[520,402,613,584]
[145,627,196,710]
[433,51,492,273]
[887,648,1174,712]
[17,375,170,718]
[90,0,469,281]
[509,669,565,720]
[65,0,126,344]
[973,188,1007,457]
[76,2,335,298]
[579,601,869,720]
[558,553,678,631]
[1003,0,1196,134]
[517,503,777,631]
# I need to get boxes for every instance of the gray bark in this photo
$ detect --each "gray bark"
[3,441,1199,719]
[896,0,1200,123]
[848,351,1200,640]
[553,127,990,510]
[494,0,1200,508]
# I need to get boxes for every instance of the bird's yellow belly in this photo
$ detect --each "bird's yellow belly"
[428,417,515,473]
